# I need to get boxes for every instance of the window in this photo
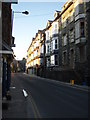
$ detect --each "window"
[40,45,44,54]
[51,41,53,51]
[63,21,66,28]
[46,31,50,40]
[51,55,58,66]
[47,32,49,38]
[34,42,36,48]
[55,24,58,33]
[70,13,74,22]
[29,56,30,62]
[34,51,37,57]
[40,34,41,39]
[0,9,1,18]
[55,24,57,29]
[31,47,33,52]
[46,43,50,53]
[75,22,80,39]
[69,9,74,23]
[31,62,33,66]
[69,29,74,43]
[80,22,85,37]
[48,45,50,53]
[80,46,86,62]
[55,23,58,34]
[55,55,58,65]
[75,4,79,16]
[51,38,58,51]
[52,23,58,35]
[36,59,38,64]
[70,49,74,68]
[66,19,68,25]
[34,60,36,65]
[51,55,54,65]
[47,58,50,67]
[36,41,39,47]
[40,58,43,65]
[31,54,33,59]
[55,39,58,49]
[62,16,66,28]
[63,34,67,46]
[63,52,67,65]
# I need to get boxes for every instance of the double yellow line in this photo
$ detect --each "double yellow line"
[29,92,41,119]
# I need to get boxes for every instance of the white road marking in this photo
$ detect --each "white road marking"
[22,89,28,97]
[10,86,16,89]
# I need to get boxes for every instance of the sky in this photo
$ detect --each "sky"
[12,1,67,60]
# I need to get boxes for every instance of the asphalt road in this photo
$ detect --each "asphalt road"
[3,73,88,118]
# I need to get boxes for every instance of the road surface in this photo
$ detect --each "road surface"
[3,73,88,118]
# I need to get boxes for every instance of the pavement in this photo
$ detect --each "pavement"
[0,82,2,120]
[2,73,89,119]
[24,73,89,92]
[2,73,35,118]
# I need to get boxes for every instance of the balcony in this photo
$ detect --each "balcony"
[75,37,86,46]
[52,30,59,38]
[45,52,50,57]
[51,49,59,55]
[45,39,50,43]
[40,53,44,58]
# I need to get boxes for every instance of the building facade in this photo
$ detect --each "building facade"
[85,1,90,85]
[0,1,2,118]
[26,0,89,85]
[61,0,75,69]
[59,0,87,82]
[26,30,45,75]
[50,11,60,69]
[45,20,52,68]
[1,1,17,100]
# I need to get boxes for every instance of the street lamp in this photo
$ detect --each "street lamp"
[12,10,29,59]
[14,10,29,15]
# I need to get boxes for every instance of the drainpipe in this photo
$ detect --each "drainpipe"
[2,58,7,98]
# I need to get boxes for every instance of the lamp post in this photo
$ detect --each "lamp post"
[5,10,29,100]
[12,9,29,50]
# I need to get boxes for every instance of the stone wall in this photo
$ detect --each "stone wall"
[37,68,86,85]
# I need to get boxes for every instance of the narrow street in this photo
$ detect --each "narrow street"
[3,73,88,118]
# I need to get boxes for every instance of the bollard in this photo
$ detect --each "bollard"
[70,80,74,85]
[6,91,12,100]
[82,81,86,86]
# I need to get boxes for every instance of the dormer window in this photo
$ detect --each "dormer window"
[54,11,60,19]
